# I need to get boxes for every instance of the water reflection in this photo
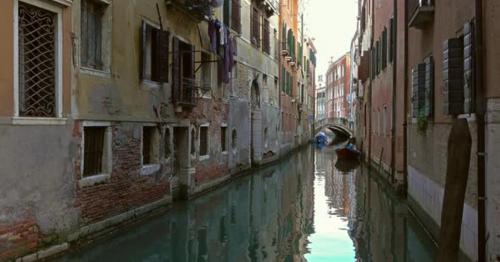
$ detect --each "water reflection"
[56,146,437,262]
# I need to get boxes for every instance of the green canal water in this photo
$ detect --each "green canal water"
[55,146,438,262]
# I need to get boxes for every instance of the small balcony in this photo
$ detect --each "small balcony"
[166,0,213,21]
[174,77,199,109]
[408,0,434,29]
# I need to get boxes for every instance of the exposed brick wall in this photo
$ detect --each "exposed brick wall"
[194,163,229,186]
[0,216,39,261]
[75,123,170,225]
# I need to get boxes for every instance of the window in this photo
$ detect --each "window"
[382,27,388,69]
[142,126,159,165]
[172,38,197,106]
[262,18,270,54]
[231,129,237,150]
[17,1,59,118]
[83,126,111,177]
[389,17,395,63]
[191,128,196,155]
[199,125,209,158]
[81,0,106,70]
[264,127,268,148]
[221,126,227,152]
[200,52,212,98]
[140,21,169,83]
[251,6,261,47]
[164,127,171,159]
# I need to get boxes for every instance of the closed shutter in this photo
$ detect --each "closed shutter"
[412,63,426,117]
[424,56,434,117]
[231,0,241,33]
[153,30,169,83]
[463,22,475,114]
[262,18,270,54]
[251,7,260,46]
[172,37,180,103]
[389,17,395,63]
[140,21,148,80]
[443,38,464,115]
[382,27,387,69]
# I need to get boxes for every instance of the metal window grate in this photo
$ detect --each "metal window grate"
[83,127,106,177]
[18,3,57,117]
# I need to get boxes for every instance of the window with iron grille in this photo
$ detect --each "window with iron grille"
[18,2,57,117]
[199,126,209,157]
[262,18,270,54]
[251,6,261,47]
[83,126,106,177]
[81,0,106,70]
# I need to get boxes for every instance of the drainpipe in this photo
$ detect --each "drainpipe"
[390,0,397,184]
[474,0,486,260]
[403,0,409,194]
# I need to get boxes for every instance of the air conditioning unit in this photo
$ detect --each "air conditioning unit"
[281,49,289,56]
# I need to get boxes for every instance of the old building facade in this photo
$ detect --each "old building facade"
[325,54,351,122]
[354,0,500,260]
[0,0,316,260]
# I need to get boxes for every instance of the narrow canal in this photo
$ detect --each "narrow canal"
[55,146,438,262]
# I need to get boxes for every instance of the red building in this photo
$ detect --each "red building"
[325,54,351,122]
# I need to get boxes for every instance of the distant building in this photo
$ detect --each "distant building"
[316,75,327,121]
[325,54,351,123]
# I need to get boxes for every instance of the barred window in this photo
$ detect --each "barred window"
[18,2,57,117]
[82,126,111,177]
[81,0,106,70]
[199,126,209,157]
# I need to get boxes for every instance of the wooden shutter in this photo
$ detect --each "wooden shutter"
[389,17,395,63]
[382,28,387,69]
[172,37,181,103]
[140,21,150,80]
[251,7,260,46]
[155,30,170,83]
[463,22,475,114]
[424,56,434,117]
[262,18,270,54]
[231,0,241,33]
[443,38,464,115]
[412,63,426,117]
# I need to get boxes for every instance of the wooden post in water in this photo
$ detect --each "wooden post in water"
[437,118,472,262]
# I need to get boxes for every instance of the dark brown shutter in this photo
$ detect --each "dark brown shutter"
[412,63,426,117]
[251,7,260,47]
[231,0,241,33]
[382,27,387,69]
[262,18,270,54]
[443,38,464,115]
[172,37,181,103]
[424,56,434,117]
[389,17,394,63]
[463,22,475,114]
[140,21,151,80]
[155,30,170,83]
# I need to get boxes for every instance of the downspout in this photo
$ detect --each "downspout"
[474,0,486,260]
[403,0,409,194]
[390,0,397,184]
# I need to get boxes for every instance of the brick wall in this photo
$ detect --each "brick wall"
[75,122,170,225]
[0,215,39,261]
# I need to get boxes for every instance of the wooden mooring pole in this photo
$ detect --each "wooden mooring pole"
[437,118,472,262]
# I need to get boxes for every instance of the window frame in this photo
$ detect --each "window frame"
[79,121,112,187]
[199,123,210,161]
[141,124,161,176]
[13,0,65,124]
[140,19,169,88]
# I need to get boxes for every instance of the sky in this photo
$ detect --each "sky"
[303,0,358,79]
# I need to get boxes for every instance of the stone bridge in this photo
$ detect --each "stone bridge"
[314,117,353,139]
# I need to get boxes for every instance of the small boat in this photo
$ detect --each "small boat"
[335,143,361,160]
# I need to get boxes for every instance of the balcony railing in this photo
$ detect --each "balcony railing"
[174,77,199,107]
[166,0,213,21]
[408,0,434,29]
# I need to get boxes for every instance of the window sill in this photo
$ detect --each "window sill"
[12,117,68,126]
[141,80,162,89]
[79,173,111,188]
[199,155,210,161]
[141,164,161,176]
[80,67,111,78]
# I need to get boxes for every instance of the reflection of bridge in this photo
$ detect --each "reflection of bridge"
[315,117,353,139]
